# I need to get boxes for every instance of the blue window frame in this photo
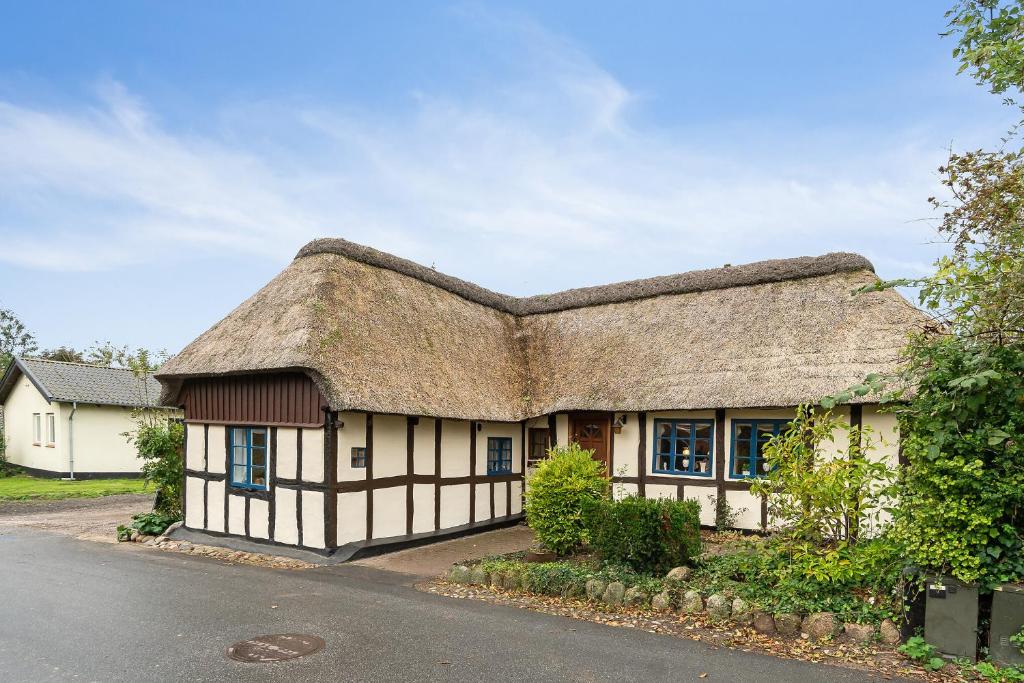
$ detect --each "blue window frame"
[730,419,790,478]
[487,437,513,475]
[351,447,367,468]
[229,427,268,490]
[653,419,714,476]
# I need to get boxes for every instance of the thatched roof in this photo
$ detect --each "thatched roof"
[158,237,927,421]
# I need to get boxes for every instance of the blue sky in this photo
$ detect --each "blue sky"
[0,1,1013,354]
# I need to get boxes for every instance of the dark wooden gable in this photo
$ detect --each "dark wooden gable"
[180,372,327,427]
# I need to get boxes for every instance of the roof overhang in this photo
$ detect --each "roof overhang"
[0,358,53,405]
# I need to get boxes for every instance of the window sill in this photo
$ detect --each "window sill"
[229,483,268,492]
[45,444,55,448]
[652,471,714,478]
[32,442,41,447]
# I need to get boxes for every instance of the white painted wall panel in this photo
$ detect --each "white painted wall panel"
[301,428,325,483]
[207,480,225,533]
[274,487,298,545]
[276,427,298,480]
[494,480,508,517]
[475,422,520,476]
[337,412,367,482]
[184,477,204,529]
[440,420,470,477]
[373,415,407,479]
[185,424,205,471]
[249,498,269,540]
[611,413,639,477]
[474,483,490,521]
[613,482,639,500]
[645,484,677,500]
[227,494,246,536]
[510,481,523,515]
[301,491,325,548]
[412,484,434,533]
[207,426,226,474]
[413,418,435,475]
[372,485,406,539]
[337,491,367,545]
[726,489,762,530]
[439,484,470,528]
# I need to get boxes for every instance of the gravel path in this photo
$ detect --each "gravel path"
[0,493,155,543]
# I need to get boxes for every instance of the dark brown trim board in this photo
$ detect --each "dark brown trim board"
[548,414,557,446]
[269,426,277,541]
[434,419,442,531]
[365,413,374,540]
[636,411,647,496]
[469,421,477,524]
[406,416,415,535]
[714,408,726,523]
[324,411,338,549]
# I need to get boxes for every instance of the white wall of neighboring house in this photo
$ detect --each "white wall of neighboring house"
[2,377,167,475]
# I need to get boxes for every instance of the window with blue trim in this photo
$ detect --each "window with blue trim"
[230,427,268,490]
[653,419,713,476]
[351,447,367,468]
[731,420,789,478]
[487,437,513,475]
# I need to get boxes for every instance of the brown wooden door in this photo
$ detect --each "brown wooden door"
[569,413,611,472]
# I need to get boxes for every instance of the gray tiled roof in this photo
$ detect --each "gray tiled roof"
[1,357,165,408]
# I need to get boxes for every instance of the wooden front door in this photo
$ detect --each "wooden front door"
[569,413,612,472]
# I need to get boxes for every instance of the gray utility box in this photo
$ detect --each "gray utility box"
[990,583,1024,667]
[924,576,979,660]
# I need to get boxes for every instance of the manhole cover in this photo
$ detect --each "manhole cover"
[227,634,325,663]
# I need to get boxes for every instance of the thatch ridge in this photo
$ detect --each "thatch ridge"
[296,238,874,315]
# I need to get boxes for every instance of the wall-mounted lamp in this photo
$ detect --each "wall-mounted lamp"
[476,422,483,432]
[612,414,628,434]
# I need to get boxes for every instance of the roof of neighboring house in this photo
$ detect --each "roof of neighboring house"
[156,237,929,422]
[0,357,166,408]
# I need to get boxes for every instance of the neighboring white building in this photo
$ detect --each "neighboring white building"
[0,358,177,478]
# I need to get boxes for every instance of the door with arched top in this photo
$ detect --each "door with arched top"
[569,413,611,473]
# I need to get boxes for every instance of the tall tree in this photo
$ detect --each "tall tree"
[0,309,38,374]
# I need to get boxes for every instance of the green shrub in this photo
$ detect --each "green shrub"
[525,443,608,555]
[585,495,701,574]
[116,511,179,540]
[898,636,945,672]
[127,420,184,517]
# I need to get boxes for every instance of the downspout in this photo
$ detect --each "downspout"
[67,402,77,480]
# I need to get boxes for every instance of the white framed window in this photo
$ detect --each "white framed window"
[45,413,55,446]
[32,413,41,445]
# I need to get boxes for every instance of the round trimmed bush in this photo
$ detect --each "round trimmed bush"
[525,443,608,555]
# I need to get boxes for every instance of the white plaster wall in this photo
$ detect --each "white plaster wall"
[337,412,367,482]
[276,427,298,480]
[301,428,325,483]
[207,425,226,474]
[274,487,298,545]
[301,491,325,548]
[645,483,677,500]
[613,482,639,500]
[373,415,407,479]
[185,424,205,471]
[694,491,718,527]
[818,406,852,463]
[227,494,245,536]
[510,481,523,515]
[337,491,367,545]
[862,406,900,533]
[611,412,639,477]
[440,483,470,528]
[206,480,225,533]
[474,482,490,521]
[412,484,434,533]
[440,420,470,477]
[413,418,435,475]
[726,489,762,530]
[555,413,569,446]
[475,422,521,475]
[249,498,270,539]
[63,403,152,473]
[494,480,508,517]
[372,485,406,539]
[184,476,204,528]
[2,380,61,472]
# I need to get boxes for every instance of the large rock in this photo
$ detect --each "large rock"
[679,590,704,615]
[623,587,647,607]
[774,613,802,636]
[603,582,626,606]
[844,622,875,644]
[665,566,693,582]
[706,594,731,622]
[449,565,471,584]
[802,612,841,641]
[585,579,608,601]
[651,591,674,611]
[879,619,902,645]
[469,567,488,585]
[753,611,776,634]
[731,597,754,624]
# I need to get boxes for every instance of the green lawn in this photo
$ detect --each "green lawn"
[0,474,149,501]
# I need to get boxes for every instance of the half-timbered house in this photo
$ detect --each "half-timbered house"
[156,238,924,558]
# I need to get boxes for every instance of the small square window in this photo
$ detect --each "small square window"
[229,427,269,491]
[487,437,513,475]
[527,428,550,468]
[652,419,714,476]
[351,447,367,468]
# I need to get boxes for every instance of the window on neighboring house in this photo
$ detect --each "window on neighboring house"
[351,447,367,468]
[731,419,789,478]
[32,413,41,444]
[45,413,55,446]
[229,427,268,490]
[487,437,513,475]
[527,428,550,468]
[653,419,714,476]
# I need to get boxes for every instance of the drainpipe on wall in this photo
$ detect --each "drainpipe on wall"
[66,402,77,481]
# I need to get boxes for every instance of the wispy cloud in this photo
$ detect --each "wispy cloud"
[0,10,969,290]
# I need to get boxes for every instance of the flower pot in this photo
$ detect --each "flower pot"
[990,583,1024,667]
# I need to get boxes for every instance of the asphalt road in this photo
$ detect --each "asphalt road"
[0,529,892,682]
